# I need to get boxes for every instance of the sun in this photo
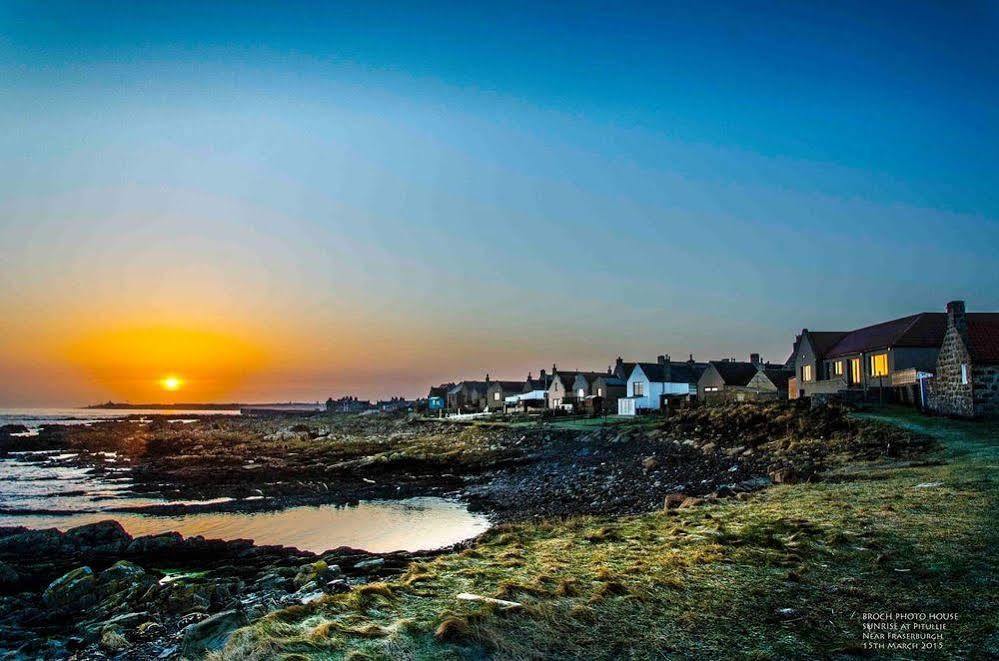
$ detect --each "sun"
[160,376,183,392]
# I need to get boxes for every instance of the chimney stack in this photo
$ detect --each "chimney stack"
[485,373,490,383]
[947,300,969,341]
[657,354,668,365]
[750,353,761,365]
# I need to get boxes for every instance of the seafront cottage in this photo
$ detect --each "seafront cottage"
[590,374,627,414]
[791,310,947,404]
[484,378,525,412]
[547,368,607,411]
[928,301,999,418]
[618,355,707,415]
[697,355,793,403]
[426,384,453,413]
[446,380,490,413]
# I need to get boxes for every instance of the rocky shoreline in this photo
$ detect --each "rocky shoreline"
[0,403,937,658]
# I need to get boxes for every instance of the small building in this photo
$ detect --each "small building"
[618,355,707,415]
[590,374,627,414]
[928,300,999,418]
[697,355,792,403]
[446,380,490,413]
[484,378,526,412]
[426,383,453,412]
[547,367,607,411]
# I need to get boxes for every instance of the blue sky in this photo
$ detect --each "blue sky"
[1,1,997,403]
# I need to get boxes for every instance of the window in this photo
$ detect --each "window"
[961,364,969,385]
[633,381,645,397]
[704,386,719,392]
[834,361,844,376]
[870,353,889,377]
[802,365,813,382]
[597,387,603,397]
[850,358,862,384]
[494,392,500,401]
[577,388,585,398]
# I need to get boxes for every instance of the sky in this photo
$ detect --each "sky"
[1,1,998,405]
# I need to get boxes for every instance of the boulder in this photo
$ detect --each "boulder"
[97,560,148,596]
[641,456,659,471]
[180,609,248,656]
[43,566,96,609]
[663,493,686,510]
[0,528,65,555]
[678,497,704,509]
[126,532,184,555]
[0,561,19,587]
[354,557,385,572]
[65,520,131,555]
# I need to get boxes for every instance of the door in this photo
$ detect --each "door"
[850,358,862,385]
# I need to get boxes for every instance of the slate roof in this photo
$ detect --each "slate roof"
[762,368,794,391]
[825,313,947,359]
[806,331,850,359]
[967,313,999,363]
[708,361,761,387]
[487,380,525,394]
[633,361,708,384]
[592,375,626,386]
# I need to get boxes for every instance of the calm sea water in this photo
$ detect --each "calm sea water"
[0,411,490,552]
[0,407,241,432]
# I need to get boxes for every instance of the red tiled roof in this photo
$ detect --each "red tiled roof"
[967,313,999,363]
[826,313,947,358]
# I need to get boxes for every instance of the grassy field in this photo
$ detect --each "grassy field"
[217,408,998,660]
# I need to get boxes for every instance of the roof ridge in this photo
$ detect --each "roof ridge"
[889,313,926,347]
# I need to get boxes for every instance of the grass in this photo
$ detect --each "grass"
[214,408,998,660]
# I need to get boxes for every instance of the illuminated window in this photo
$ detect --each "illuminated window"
[578,388,585,398]
[834,361,844,376]
[850,358,862,384]
[633,381,645,396]
[961,364,969,385]
[802,365,813,382]
[494,392,500,401]
[870,354,889,377]
[597,387,603,396]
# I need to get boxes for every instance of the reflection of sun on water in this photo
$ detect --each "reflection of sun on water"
[161,376,183,391]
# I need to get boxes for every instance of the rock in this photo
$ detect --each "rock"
[180,609,248,657]
[127,532,184,555]
[65,520,131,555]
[0,424,29,435]
[101,611,150,632]
[323,579,350,594]
[98,560,147,593]
[353,557,385,571]
[700,442,716,455]
[137,621,166,639]
[641,456,659,471]
[0,561,19,586]
[0,528,65,554]
[43,566,96,609]
[768,466,797,484]
[663,493,686,510]
[678,497,704,509]
[294,560,336,587]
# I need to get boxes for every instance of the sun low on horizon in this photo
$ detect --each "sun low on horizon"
[160,376,184,392]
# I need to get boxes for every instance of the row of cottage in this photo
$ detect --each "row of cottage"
[427,300,999,418]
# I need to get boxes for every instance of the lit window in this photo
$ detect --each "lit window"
[870,354,889,377]
[834,361,844,376]
[633,382,645,396]
[578,388,585,398]
[961,364,969,385]
[597,387,603,396]
[850,358,862,384]
[494,392,500,401]
[802,365,813,382]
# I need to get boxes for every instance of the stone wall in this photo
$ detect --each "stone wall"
[972,364,999,417]
[927,324,974,417]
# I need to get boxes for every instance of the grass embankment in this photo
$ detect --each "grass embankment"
[217,408,998,660]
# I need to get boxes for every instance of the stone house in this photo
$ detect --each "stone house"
[698,355,792,403]
[484,379,526,412]
[446,380,490,412]
[927,301,999,418]
[791,312,947,403]
[590,374,627,413]
[547,368,607,410]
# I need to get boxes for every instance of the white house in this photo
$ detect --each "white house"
[618,356,708,415]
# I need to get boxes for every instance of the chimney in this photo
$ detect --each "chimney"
[947,300,969,340]
[552,363,557,374]
[750,353,761,365]
[607,365,612,374]
[485,373,490,383]
[527,372,533,381]
[688,353,694,365]
[540,368,546,380]
[657,354,667,365]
